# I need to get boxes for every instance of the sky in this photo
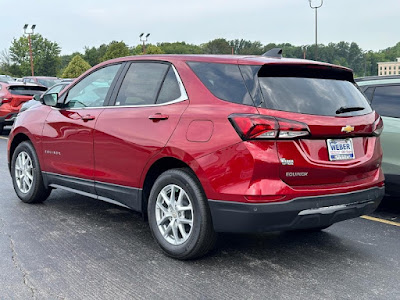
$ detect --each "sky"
[0,0,399,55]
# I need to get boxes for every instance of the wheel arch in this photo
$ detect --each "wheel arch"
[8,133,31,172]
[141,157,193,217]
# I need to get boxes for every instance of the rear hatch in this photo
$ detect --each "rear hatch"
[8,84,47,107]
[239,63,383,187]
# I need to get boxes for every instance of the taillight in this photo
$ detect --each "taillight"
[229,114,310,140]
[372,116,383,136]
[0,96,12,104]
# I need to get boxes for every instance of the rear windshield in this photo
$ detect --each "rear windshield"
[8,85,47,96]
[188,61,372,117]
[37,78,60,87]
[255,64,372,116]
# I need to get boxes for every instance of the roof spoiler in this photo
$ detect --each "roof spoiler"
[262,48,282,58]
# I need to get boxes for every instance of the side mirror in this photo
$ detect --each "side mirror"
[41,93,58,106]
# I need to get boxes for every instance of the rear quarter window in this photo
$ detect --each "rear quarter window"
[187,62,254,106]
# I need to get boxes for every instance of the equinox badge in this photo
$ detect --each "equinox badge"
[341,125,355,133]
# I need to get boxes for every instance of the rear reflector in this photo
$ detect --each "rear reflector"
[0,96,12,104]
[229,114,310,140]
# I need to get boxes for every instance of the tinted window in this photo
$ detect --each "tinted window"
[363,87,375,102]
[64,64,121,108]
[188,62,254,106]
[37,78,59,87]
[8,85,47,96]
[46,84,67,95]
[257,77,372,116]
[157,67,181,104]
[115,63,169,106]
[372,85,400,118]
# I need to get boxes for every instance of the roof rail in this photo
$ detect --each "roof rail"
[262,48,282,58]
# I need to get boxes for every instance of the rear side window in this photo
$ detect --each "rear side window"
[371,85,400,118]
[8,85,47,96]
[115,62,169,106]
[187,62,254,106]
[156,67,182,104]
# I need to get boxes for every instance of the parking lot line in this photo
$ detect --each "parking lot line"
[0,136,7,140]
[361,215,400,227]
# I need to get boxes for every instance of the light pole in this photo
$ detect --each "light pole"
[308,0,323,60]
[23,24,36,76]
[302,45,309,59]
[139,33,150,54]
[363,50,368,77]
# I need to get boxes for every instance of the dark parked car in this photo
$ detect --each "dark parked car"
[22,76,60,88]
[8,54,384,259]
[0,82,46,133]
[356,75,400,197]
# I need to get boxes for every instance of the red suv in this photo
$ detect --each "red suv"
[0,82,47,133]
[8,54,384,259]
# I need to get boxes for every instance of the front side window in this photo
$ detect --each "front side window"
[371,85,400,118]
[115,62,169,106]
[64,64,121,108]
[46,84,67,95]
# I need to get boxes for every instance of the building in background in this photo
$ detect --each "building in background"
[378,58,400,76]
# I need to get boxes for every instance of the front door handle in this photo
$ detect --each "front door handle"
[148,113,169,121]
[81,115,96,122]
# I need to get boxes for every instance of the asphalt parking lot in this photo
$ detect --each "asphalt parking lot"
[0,127,399,300]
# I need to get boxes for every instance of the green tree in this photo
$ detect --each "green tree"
[61,55,91,78]
[132,44,164,55]
[158,42,203,54]
[202,38,232,54]
[230,39,264,55]
[9,34,61,76]
[83,44,108,66]
[102,41,130,61]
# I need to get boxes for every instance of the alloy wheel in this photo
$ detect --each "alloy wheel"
[15,151,34,193]
[155,184,194,245]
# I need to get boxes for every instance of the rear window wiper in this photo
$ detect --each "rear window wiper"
[336,106,365,114]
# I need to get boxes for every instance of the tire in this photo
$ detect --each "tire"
[147,168,217,260]
[293,225,332,232]
[11,141,51,203]
[0,124,4,135]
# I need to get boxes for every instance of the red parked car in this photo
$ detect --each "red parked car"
[22,76,60,88]
[8,54,384,259]
[0,82,47,133]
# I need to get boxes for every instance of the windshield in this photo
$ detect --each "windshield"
[37,78,60,87]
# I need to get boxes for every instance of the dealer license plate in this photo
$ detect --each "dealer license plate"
[327,139,355,161]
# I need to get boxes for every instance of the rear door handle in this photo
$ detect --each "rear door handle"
[148,113,169,121]
[81,115,96,121]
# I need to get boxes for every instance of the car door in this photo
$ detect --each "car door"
[41,63,123,195]
[93,62,189,210]
[370,85,400,191]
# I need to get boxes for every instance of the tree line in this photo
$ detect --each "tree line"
[1,34,400,78]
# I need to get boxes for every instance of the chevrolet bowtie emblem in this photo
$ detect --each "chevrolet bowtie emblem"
[341,125,355,133]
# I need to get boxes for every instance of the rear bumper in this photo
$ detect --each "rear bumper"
[208,186,384,233]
